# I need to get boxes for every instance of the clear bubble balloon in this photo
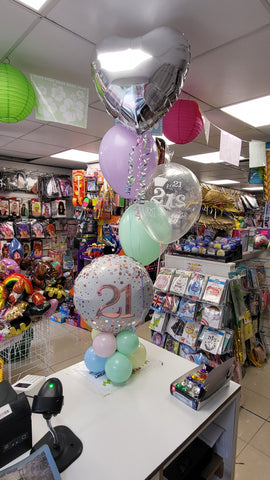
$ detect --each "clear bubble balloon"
[140,162,202,244]
[74,255,154,334]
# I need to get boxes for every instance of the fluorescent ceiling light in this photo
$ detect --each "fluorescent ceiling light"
[98,49,152,72]
[183,151,244,164]
[16,0,48,10]
[242,186,264,191]
[221,95,270,127]
[51,149,99,163]
[204,179,240,185]
[153,134,175,146]
[183,152,224,164]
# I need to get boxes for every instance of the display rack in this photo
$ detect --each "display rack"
[0,316,50,383]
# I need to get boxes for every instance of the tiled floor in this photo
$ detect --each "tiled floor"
[4,319,270,479]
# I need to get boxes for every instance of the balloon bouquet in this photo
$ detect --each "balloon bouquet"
[74,26,202,385]
[0,239,61,341]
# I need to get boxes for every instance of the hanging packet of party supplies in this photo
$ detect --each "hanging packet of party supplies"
[154,267,175,292]
[169,269,191,296]
[186,273,208,300]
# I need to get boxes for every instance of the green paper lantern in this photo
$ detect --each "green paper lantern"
[0,63,35,123]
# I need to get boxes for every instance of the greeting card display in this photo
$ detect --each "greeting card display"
[151,330,167,348]
[169,269,191,295]
[151,291,167,311]
[153,267,175,292]
[149,311,168,333]
[179,343,197,361]
[164,335,180,355]
[199,327,225,355]
[186,273,207,300]
[178,298,197,322]
[163,293,180,314]
[202,276,227,304]
[199,304,224,329]
[179,321,201,348]
[166,315,185,342]
[179,344,208,366]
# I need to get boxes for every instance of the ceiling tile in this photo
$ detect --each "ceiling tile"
[0,136,14,147]
[45,107,113,139]
[47,0,270,55]
[86,107,114,138]
[9,18,97,97]
[0,150,38,160]
[0,119,42,138]
[0,139,61,156]
[0,0,38,60]
[22,124,97,148]
[185,24,270,107]
[78,141,101,154]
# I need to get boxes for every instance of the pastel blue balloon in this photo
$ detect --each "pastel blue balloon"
[116,330,139,355]
[84,346,107,374]
[105,352,132,384]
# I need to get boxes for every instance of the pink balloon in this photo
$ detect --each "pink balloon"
[99,124,158,199]
[93,332,117,358]
[45,299,58,317]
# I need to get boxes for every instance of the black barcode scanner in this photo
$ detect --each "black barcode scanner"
[32,378,63,419]
[31,378,82,473]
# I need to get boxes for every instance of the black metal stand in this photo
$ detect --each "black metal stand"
[31,423,83,473]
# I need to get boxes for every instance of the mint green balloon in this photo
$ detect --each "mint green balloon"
[117,330,139,355]
[119,203,168,266]
[105,352,132,384]
[139,200,173,244]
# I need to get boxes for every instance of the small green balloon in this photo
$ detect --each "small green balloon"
[117,330,139,355]
[105,352,132,384]
[139,200,172,244]
[119,203,167,266]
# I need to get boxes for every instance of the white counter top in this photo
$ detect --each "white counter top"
[30,339,240,480]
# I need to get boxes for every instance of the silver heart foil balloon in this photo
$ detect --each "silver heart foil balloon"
[91,26,191,134]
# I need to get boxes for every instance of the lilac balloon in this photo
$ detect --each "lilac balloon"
[99,125,158,199]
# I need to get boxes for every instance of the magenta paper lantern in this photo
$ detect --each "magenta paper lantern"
[163,99,203,144]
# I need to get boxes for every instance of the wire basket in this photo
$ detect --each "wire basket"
[0,316,50,384]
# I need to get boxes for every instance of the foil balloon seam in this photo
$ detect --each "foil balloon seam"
[136,133,153,203]
[125,143,136,195]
